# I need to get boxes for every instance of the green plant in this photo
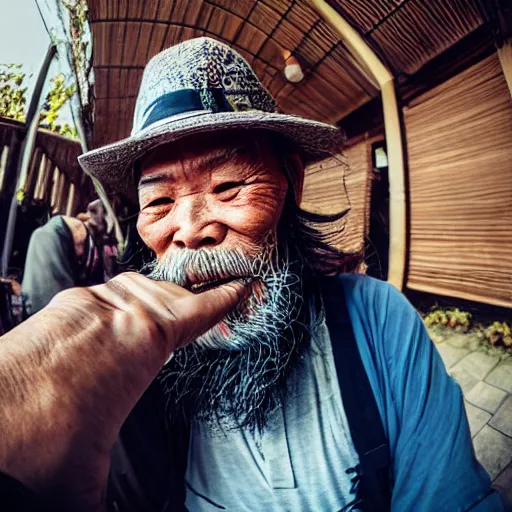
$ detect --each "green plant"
[424,308,472,331]
[0,64,77,137]
[0,64,28,121]
[484,321,512,347]
[40,73,78,137]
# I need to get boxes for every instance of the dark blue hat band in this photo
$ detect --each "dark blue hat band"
[140,88,235,131]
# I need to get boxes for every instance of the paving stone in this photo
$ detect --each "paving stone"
[464,400,491,438]
[449,365,480,395]
[446,333,471,349]
[453,351,500,380]
[492,463,512,506]
[435,343,470,369]
[489,395,512,438]
[485,361,512,394]
[473,425,512,480]
[465,381,508,414]
[468,338,484,352]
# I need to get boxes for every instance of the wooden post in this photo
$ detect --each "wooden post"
[44,165,56,205]
[57,175,69,214]
[50,168,61,209]
[1,44,56,276]
[41,157,54,203]
[66,183,76,216]
[0,144,10,195]
[55,171,66,213]
[308,0,407,290]
[25,148,43,201]
[33,153,47,200]
[381,81,407,289]
[0,130,23,250]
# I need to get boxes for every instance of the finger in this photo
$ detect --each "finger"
[90,273,187,313]
[168,280,250,347]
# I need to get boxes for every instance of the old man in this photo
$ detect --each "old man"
[0,38,505,512]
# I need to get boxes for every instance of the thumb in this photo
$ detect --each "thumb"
[172,280,251,347]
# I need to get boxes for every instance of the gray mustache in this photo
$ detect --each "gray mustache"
[146,246,273,287]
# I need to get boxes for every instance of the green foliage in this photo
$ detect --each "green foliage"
[424,308,472,331]
[0,64,77,138]
[40,74,78,137]
[484,321,512,347]
[423,308,512,354]
[0,64,28,121]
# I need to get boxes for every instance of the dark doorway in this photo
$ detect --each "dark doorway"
[366,141,390,280]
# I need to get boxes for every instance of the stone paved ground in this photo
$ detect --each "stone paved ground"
[428,329,512,503]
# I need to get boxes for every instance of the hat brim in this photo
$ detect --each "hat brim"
[78,110,344,202]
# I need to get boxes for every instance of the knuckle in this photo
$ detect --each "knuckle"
[104,278,129,299]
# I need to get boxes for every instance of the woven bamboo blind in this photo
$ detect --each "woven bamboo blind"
[301,138,371,254]
[405,54,512,307]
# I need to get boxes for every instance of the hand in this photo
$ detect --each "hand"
[0,272,247,511]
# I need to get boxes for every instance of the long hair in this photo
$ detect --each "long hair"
[276,146,363,276]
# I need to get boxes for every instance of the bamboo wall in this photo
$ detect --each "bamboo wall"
[302,137,372,254]
[404,53,512,308]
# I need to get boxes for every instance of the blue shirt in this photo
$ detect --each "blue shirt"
[343,275,504,511]
[185,275,505,511]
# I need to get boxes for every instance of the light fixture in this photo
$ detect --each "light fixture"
[284,55,304,83]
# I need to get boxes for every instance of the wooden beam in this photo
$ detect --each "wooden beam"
[498,39,512,96]
[381,81,406,289]
[0,144,10,195]
[308,0,407,290]
[25,148,43,201]
[41,158,55,203]
[1,44,56,276]
[50,168,61,209]
[33,153,47,200]
[66,183,76,216]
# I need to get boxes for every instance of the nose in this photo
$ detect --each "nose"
[172,197,227,249]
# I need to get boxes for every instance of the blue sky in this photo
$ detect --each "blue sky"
[0,0,73,122]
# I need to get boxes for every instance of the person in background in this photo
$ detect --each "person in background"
[21,199,117,315]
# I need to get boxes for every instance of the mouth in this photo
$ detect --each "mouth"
[189,276,250,294]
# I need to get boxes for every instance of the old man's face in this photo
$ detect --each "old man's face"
[137,131,288,260]
[136,132,310,430]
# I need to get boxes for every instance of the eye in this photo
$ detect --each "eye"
[213,181,243,194]
[145,197,174,208]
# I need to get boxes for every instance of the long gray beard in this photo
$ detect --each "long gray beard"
[145,239,311,432]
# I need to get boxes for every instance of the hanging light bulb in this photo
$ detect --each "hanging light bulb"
[284,55,304,83]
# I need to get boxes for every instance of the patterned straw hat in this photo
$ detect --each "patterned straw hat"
[78,37,344,200]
